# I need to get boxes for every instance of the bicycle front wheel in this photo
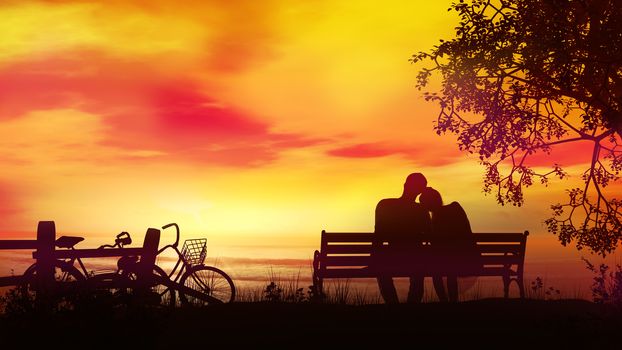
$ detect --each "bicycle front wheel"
[152,266,176,308]
[178,265,235,306]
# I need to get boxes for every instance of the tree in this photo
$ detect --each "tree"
[412,0,622,255]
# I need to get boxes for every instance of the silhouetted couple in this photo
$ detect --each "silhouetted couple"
[372,173,478,303]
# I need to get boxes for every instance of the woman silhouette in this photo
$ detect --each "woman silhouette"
[420,187,478,302]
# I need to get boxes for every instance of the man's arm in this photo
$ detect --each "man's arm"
[373,199,388,251]
[413,203,431,236]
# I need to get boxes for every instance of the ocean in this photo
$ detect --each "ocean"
[1,232,620,302]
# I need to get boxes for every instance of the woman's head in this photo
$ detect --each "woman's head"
[420,187,443,211]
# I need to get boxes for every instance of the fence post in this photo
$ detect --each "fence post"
[137,228,160,301]
[35,221,56,306]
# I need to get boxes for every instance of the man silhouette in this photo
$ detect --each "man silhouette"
[373,173,431,304]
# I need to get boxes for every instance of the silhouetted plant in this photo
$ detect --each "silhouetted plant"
[327,279,351,305]
[529,277,561,300]
[530,277,544,299]
[285,287,306,303]
[545,286,562,300]
[0,287,35,316]
[413,0,622,256]
[583,257,622,306]
[307,284,326,303]
[352,289,371,306]
[263,282,283,302]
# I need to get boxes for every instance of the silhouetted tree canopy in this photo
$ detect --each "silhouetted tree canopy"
[412,0,622,255]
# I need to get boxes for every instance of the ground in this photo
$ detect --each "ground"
[1,299,620,348]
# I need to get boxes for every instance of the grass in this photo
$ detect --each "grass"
[233,270,535,305]
[232,272,599,306]
[0,273,602,313]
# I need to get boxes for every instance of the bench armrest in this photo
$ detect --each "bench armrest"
[313,250,321,272]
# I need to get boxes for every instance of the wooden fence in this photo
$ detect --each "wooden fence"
[0,221,160,300]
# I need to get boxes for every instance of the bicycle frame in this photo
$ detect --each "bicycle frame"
[66,251,90,278]
[50,234,133,280]
[157,223,195,283]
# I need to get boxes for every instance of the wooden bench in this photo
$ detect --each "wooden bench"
[312,230,529,299]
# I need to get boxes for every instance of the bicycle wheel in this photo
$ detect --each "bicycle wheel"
[22,261,85,284]
[178,265,235,306]
[21,261,85,310]
[152,266,176,307]
[89,267,175,307]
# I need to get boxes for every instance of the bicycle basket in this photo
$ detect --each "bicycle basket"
[181,238,207,266]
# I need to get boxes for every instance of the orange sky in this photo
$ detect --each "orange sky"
[0,0,607,257]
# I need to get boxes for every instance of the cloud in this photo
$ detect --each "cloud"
[101,81,326,166]
[327,136,600,169]
[326,141,463,167]
[0,50,323,167]
[327,143,404,158]
[522,140,596,168]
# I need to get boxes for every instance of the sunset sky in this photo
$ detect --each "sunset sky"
[0,0,604,264]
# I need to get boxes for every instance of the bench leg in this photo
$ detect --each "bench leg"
[312,250,324,300]
[518,277,525,299]
[503,274,510,298]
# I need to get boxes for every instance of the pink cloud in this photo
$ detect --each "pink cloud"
[327,137,599,169]
[523,140,597,168]
[153,85,266,138]
[327,142,463,166]
[0,51,323,167]
[327,143,400,158]
[0,53,157,119]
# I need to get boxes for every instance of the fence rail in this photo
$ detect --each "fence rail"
[0,240,38,250]
[32,247,145,259]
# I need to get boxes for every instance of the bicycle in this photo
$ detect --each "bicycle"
[87,223,236,306]
[19,229,135,307]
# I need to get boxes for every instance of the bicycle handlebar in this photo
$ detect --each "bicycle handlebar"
[161,223,180,249]
[97,231,133,249]
[115,231,132,246]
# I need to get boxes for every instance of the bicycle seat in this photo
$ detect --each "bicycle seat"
[55,236,85,249]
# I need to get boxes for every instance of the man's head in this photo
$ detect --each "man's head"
[402,172,427,199]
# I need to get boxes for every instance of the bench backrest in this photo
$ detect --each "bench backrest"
[318,230,528,273]
[319,232,375,268]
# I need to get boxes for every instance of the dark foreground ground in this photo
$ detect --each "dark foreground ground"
[1,299,620,348]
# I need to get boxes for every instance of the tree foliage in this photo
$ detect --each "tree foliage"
[412,0,622,255]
